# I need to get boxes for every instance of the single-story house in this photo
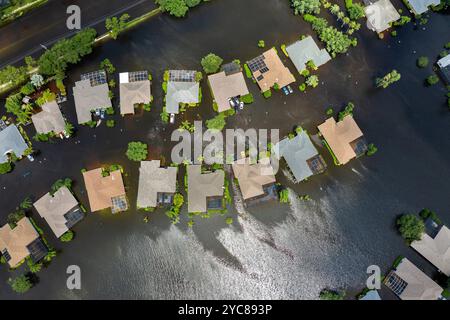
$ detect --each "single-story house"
[33,186,84,238]
[273,130,327,182]
[82,168,128,214]
[0,124,28,164]
[137,160,178,209]
[187,165,224,213]
[437,53,450,85]
[0,217,48,268]
[318,115,367,165]
[247,48,296,92]
[232,158,277,204]
[208,62,249,113]
[166,70,199,114]
[31,101,66,136]
[286,36,331,73]
[73,71,111,124]
[411,224,450,276]
[384,258,444,300]
[364,0,400,33]
[405,0,440,15]
[119,71,152,115]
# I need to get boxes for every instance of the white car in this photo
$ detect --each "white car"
[169,113,175,124]
[27,154,35,162]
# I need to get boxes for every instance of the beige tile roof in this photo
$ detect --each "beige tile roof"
[73,80,111,124]
[411,226,450,276]
[33,186,79,238]
[317,115,364,165]
[31,101,66,135]
[0,217,39,267]
[119,79,151,115]
[393,258,443,300]
[249,48,295,92]
[208,70,249,112]
[137,160,177,208]
[187,165,224,213]
[232,158,276,200]
[82,168,126,212]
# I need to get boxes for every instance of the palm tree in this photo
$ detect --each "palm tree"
[19,197,32,210]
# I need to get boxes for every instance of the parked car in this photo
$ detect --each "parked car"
[27,154,35,162]
[100,109,106,119]
[170,113,175,124]
[287,85,293,94]
[282,86,289,95]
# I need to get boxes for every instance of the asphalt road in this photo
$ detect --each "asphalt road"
[0,0,157,69]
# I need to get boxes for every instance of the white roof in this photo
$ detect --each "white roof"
[359,290,381,300]
[286,36,331,72]
[0,124,28,163]
[411,225,450,276]
[364,0,400,33]
[119,72,129,83]
[406,0,440,15]
[437,53,450,69]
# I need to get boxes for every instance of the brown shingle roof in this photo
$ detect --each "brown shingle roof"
[82,168,126,212]
[232,158,276,200]
[0,217,39,267]
[31,101,66,135]
[317,115,364,165]
[208,70,249,112]
[187,165,224,213]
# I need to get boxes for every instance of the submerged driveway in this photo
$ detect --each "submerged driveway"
[0,0,157,69]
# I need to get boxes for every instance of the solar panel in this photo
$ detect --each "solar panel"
[1,249,11,262]
[27,238,48,263]
[257,75,264,81]
[169,70,196,82]
[222,62,240,76]
[351,138,368,156]
[386,272,407,296]
[128,71,149,82]
[247,55,267,73]
[81,70,107,86]
[111,195,129,213]
[64,208,84,229]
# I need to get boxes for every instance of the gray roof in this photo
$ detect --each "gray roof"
[364,0,400,33]
[0,124,28,163]
[273,131,319,182]
[73,79,111,124]
[31,101,66,135]
[119,72,152,115]
[166,81,199,114]
[406,0,439,14]
[137,160,178,208]
[286,36,331,72]
[359,290,381,300]
[33,187,79,238]
[187,165,224,213]
[437,53,450,69]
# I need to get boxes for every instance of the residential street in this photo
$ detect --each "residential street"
[0,0,157,68]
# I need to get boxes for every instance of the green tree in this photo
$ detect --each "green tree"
[306,75,319,88]
[100,58,116,74]
[347,3,365,20]
[397,214,425,244]
[201,53,223,74]
[126,141,148,161]
[417,56,429,68]
[27,258,43,273]
[156,0,189,17]
[376,70,401,88]
[290,0,321,15]
[366,143,378,156]
[19,197,32,210]
[106,14,130,40]
[426,74,439,85]
[8,275,33,294]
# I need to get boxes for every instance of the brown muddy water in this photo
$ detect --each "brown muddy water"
[0,0,449,299]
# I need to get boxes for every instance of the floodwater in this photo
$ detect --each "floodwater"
[0,0,449,299]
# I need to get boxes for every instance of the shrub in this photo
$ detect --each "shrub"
[258,40,265,48]
[299,83,306,92]
[417,56,429,68]
[241,93,254,104]
[8,275,33,294]
[366,143,378,156]
[106,120,115,128]
[263,89,272,99]
[243,64,253,79]
[206,113,226,131]
[319,289,345,300]
[426,74,439,85]
[397,214,425,244]
[126,141,148,161]
[60,230,74,242]
[0,162,12,174]
[225,217,233,225]
[279,189,290,203]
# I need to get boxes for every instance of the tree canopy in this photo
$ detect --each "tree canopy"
[201,53,223,74]
[397,214,425,244]
[126,142,148,161]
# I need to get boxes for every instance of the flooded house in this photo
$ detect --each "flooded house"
[208,61,250,113]
[318,115,367,165]
[384,258,444,300]
[33,186,84,239]
[0,217,47,268]
[187,165,224,213]
[0,123,28,164]
[286,36,331,73]
[273,129,327,182]
[73,70,112,124]
[119,71,152,115]
[404,0,440,15]
[165,70,200,116]
[232,157,277,206]
[137,160,178,209]
[247,48,295,92]
[31,101,66,138]
[364,0,400,34]
[82,168,128,214]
